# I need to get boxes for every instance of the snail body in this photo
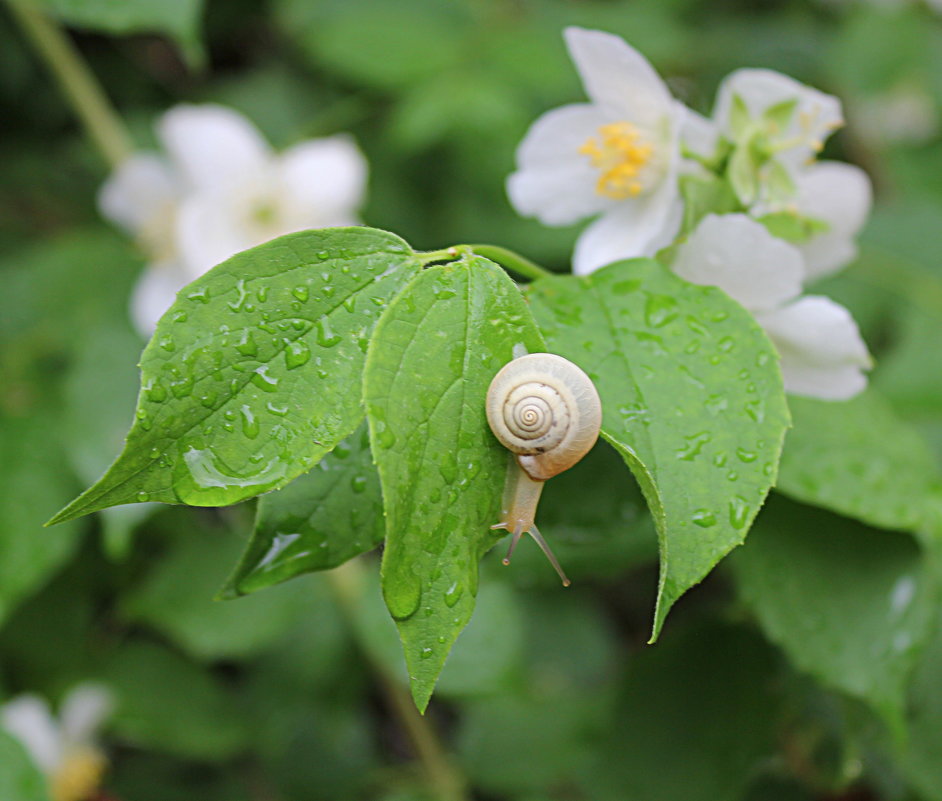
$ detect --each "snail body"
[485,353,602,586]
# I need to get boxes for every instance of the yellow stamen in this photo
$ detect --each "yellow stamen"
[51,747,106,801]
[578,122,654,199]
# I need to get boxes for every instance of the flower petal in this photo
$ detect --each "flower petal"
[793,161,872,280]
[59,684,113,749]
[276,134,368,229]
[715,69,843,165]
[757,295,871,400]
[681,107,720,161]
[130,259,192,337]
[671,213,804,311]
[507,103,616,225]
[175,193,257,278]
[98,153,178,235]
[1,695,61,772]
[158,104,271,193]
[564,27,673,129]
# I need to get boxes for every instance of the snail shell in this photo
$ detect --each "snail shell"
[486,352,602,481]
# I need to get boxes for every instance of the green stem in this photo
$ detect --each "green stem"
[327,560,470,801]
[6,0,133,169]
[461,244,552,281]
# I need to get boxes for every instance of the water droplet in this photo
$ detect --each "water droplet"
[235,330,258,357]
[705,394,728,415]
[136,491,149,502]
[736,448,757,463]
[267,401,288,417]
[170,376,194,398]
[351,475,367,493]
[612,279,641,295]
[317,250,330,260]
[420,647,434,659]
[692,509,717,528]
[251,365,280,392]
[316,316,342,348]
[172,310,188,323]
[148,447,161,460]
[676,431,711,460]
[756,352,770,367]
[228,279,250,312]
[256,286,268,302]
[718,336,734,353]
[240,405,259,439]
[292,285,309,302]
[444,581,463,607]
[187,287,210,304]
[285,340,311,369]
[644,293,679,328]
[158,336,176,352]
[342,296,356,313]
[713,453,727,467]
[729,496,750,529]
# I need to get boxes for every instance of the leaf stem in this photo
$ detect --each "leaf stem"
[6,0,133,169]
[326,560,470,801]
[461,244,553,281]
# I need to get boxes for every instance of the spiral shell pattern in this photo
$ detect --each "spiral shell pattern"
[486,353,602,481]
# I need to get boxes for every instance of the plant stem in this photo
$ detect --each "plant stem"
[462,244,552,281]
[6,0,133,169]
[327,560,470,801]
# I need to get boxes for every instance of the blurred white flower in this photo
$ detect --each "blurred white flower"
[507,27,686,275]
[99,104,368,336]
[854,82,940,146]
[672,214,871,399]
[758,160,873,281]
[714,69,844,179]
[2,684,113,801]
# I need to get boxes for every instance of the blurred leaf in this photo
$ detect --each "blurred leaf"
[0,730,49,801]
[899,619,942,800]
[778,390,942,542]
[228,422,384,595]
[123,530,320,661]
[364,256,544,710]
[275,0,466,90]
[37,0,205,67]
[63,315,153,560]
[528,259,790,639]
[590,623,780,801]
[102,640,251,760]
[0,412,82,626]
[457,592,619,798]
[50,228,419,522]
[732,497,937,737]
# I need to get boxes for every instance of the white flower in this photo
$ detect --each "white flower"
[714,69,844,176]
[2,684,113,801]
[507,27,686,275]
[672,214,871,400]
[99,104,369,336]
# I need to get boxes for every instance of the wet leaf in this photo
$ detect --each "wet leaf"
[227,422,384,595]
[364,255,544,710]
[778,390,942,542]
[527,258,789,639]
[732,497,937,737]
[50,228,420,524]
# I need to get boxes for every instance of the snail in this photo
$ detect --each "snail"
[485,352,602,586]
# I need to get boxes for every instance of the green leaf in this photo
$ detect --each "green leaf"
[777,390,942,541]
[49,228,420,525]
[0,730,50,801]
[590,624,780,801]
[0,411,82,626]
[122,531,320,661]
[227,422,384,595]
[527,259,790,639]
[364,256,544,710]
[102,641,251,760]
[678,173,741,237]
[900,618,942,800]
[732,497,937,738]
[38,0,205,66]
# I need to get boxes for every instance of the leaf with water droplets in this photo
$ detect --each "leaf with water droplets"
[225,422,385,595]
[526,258,790,641]
[364,255,544,711]
[49,228,420,524]
[731,496,937,738]
[778,389,942,543]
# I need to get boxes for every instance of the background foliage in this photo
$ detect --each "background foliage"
[2,0,942,799]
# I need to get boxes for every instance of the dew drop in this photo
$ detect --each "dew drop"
[692,509,717,528]
[351,475,367,494]
[136,491,149,502]
[236,330,258,357]
[292,285,309,302]
[251,365,280,392]
[285,340,311,369]
[240,405,260,439]
[644,293,679,328]
[316,316,342,348]
[444,581,463,607]
[729,496,750,529]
